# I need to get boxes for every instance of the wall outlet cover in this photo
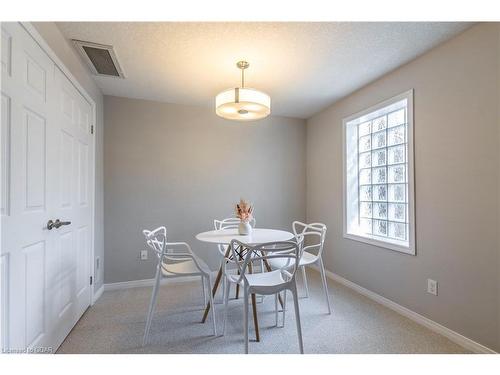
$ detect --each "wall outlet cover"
[95,257,101,283]
[427,279,438,296]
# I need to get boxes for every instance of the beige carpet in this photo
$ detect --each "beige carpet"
[57,270,469,354]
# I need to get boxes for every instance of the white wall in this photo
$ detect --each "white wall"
[306,23,500,351]
[31,22,105,291]
[104,96,306,283]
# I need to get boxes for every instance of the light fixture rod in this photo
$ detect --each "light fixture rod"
[237,60,249,88]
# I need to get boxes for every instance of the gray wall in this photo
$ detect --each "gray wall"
[497,26,500,354]
[35,20,499,351]
[306,23,500,351]
[104,96,306,283]
[32,22,105,291]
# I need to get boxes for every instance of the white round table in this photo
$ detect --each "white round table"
[196,227,294,341]
[195,228,294,245]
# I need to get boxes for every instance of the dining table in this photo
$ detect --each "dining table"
[196,228,294,342]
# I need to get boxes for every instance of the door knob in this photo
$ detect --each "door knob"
[54,219,71,228]
[47,220,56,230]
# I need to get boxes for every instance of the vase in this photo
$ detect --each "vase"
[238,221,252,235]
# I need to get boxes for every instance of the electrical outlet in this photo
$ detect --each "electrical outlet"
[95,257,100,283]
[140,250,148,260]
[427,279,438,296]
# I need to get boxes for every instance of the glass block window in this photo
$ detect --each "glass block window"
[343,90,415,254]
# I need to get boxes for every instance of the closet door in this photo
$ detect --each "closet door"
[1,21,60,352]
[1,22,93,353]
[50,67,92,347]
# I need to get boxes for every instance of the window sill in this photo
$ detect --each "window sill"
[343,232,415,255]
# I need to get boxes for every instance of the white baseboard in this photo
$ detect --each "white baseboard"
[92,285,104,305]
[317,267,496,354]
[103,276,201,292]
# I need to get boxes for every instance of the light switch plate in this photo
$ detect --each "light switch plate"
[140,250,148,260]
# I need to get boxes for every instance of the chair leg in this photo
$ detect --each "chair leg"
[222,276,226,303]
[318,259,332,314]
[143,266,162,346]
[274,293,278,327]
[201,275,207,305]
[222,277,231,336]
[301,266,309,298]
[282,290,287,327]
[235,249,243,299]
[244,288,249,354]
[207,275,217,336]
[291,283,304,354]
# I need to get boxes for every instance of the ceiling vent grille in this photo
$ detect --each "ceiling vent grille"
[72,40,125,78]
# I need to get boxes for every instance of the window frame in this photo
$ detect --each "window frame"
[342,89,416,255]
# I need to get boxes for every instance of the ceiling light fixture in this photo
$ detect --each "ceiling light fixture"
[215,61,271,121]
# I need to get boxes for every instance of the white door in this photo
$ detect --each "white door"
[1,22,93,353]
[50,67,92,347]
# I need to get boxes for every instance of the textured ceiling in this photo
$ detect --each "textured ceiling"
[57,22,472,119]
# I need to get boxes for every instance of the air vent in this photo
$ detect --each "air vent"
[72,40,125,78]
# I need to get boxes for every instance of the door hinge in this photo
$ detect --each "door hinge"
[90,125,94,134]
[90,276,93,285]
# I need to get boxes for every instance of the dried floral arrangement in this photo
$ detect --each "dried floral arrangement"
[235,198,253,223]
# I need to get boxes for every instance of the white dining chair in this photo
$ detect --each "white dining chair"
[214,217,257,300]
[142,226,217,346]
[213,217,256,257]
[221,239,304,354]
[270,221,331,314]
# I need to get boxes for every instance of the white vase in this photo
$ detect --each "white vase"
[238,221,252,235]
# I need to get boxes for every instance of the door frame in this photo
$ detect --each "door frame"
[19,22,97,306]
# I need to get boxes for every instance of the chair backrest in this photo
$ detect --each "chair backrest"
[228,238,302,286]
[143,226,190,260]
[214,216,256,230]
[214,217,256,256]
[292,221,327,259]
[143,226,167,261]
[143,227,197,278]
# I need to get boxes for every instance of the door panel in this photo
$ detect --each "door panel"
[57,231,73,318]
[1,22,93,353]
[76,226,88,297]
[24,241,46,347]
[1,27,12,75]
[0,253,9,349]
[60,130,73,208]
[78,141,88,206]
[24,108,46,210]
[1,93,11,216]
[25,54,47,101]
